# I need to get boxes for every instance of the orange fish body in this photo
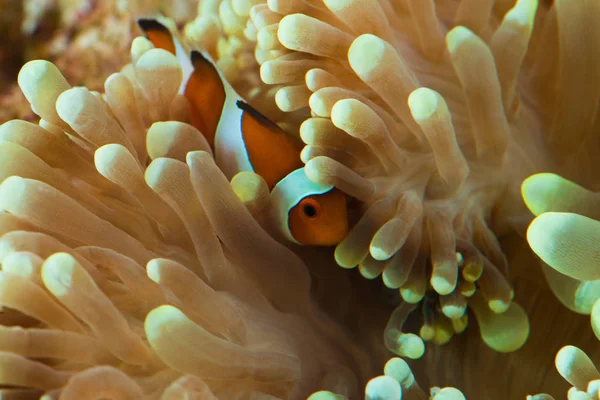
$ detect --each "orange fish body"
[138,18,348,246]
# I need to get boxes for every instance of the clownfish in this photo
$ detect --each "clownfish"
[137,18,348,246]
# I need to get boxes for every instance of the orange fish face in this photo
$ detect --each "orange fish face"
[288,189,349,246]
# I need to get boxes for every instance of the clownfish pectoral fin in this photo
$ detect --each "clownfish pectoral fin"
[237,100,303,190]
[183,51,226,148]
[137,18,177,55]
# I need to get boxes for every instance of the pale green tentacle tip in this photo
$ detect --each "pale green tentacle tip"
[521,173,595,216]
[383,357,414,387]
[430,387,466,400]
[574,279,600,315]
[527,212,600,281]
[445,26,474,54]
[386,331,425,360]
[365,376,402,400]
[591,298,600,341]
[504,0,539,28]
[471,297,529,352]
[307,391,347,400]
[555,345,600,391]
[526,394,556,400]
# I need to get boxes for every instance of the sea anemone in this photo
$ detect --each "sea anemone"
[522,172,600,399]
[0,37,470,399]
[2,0,600,398]
[0,53,385,398]
[220,0,551,356]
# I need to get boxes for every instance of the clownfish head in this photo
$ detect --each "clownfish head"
[271,168,349,247]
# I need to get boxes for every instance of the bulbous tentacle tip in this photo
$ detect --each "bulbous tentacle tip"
[389,332,426,360]
[527,212,600,282]
[17,60,66,98]
[277,13,352,60]
[430,386,467,400]
[146,121,213,162]
[16,60,73,132]
[445,25,476,54]
[348,34,387,77]
[310,356,466,400]
[469,294,530,353]
[365,376,401,400]
[231,171,270,208]
[591,299,600,341]
[307,391,347,400]
[555,345,600,393]
[521,173,600,218]
[526,395,556,400]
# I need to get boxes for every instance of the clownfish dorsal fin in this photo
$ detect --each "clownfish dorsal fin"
[137,18,194,86]
[184,50,226,148]
[137,18,177,55]
[138,19,226,149]
[237,100,303,190]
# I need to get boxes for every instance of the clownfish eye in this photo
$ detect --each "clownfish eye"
[300,198,320,219]
[303,204,317,218]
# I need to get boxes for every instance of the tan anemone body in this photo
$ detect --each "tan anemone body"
[209,0,582,371]
[1,0,600,399]
[0,41,402,397]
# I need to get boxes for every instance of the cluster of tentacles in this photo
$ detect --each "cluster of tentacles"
[190,0,552,356]
[4,0,600,397]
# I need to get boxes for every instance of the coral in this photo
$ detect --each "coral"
[0,0,27,87]
[0,0,200,122]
